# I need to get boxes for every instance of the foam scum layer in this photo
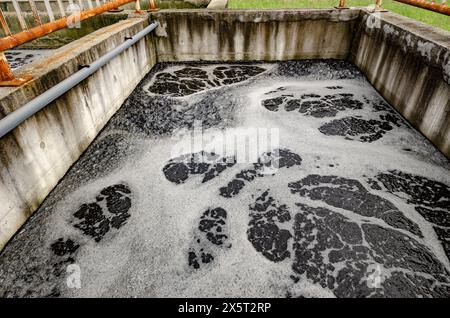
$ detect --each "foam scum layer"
[1,61,449,298]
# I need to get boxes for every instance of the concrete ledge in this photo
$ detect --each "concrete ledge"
[350,10,450,158]
[0,16,157,250]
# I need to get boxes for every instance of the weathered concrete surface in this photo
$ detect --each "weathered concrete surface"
[0,61,449,298]
[151,9,360,61]
[350,10,450,158]
[207,0,227,9]
[0,17,157,251]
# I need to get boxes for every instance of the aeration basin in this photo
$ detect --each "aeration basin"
[0,9,449,298]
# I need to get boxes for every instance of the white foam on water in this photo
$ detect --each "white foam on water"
[24,62,450,297]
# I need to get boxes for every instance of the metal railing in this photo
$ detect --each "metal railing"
[337,0,449,15]
[394,0,449,15]
[336,0,384,9]
[0,21,158,138]
[0,0,158,86]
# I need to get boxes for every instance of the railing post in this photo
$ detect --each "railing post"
[375,0,383,10]
[0,52,14,81]
[149,0,158,11]
[135,0,143,13]
[0,8,11,36]
[28,0,43,26]
[335,0,347,8]
[11,0,27,31]
[0,52,32,87]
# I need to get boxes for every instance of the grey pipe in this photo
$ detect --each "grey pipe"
[0,21,158,139]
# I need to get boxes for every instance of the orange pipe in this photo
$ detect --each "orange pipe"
[0,52,14,81]
[394,0,450,15]
[0,0,136,51]
[149,0,157,11]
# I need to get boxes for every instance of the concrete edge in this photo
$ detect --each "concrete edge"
[151,8,362,22]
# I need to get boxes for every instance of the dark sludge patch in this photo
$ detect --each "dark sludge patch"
[373,170,450,212]
[248,190,292,262]
[288,175,422,237]
[0,236,81,298]
[49,238,80,282]
[147,65,266,97]
[162,151,236,184]
[115,88,235,137]
[245,193,450,297]
[292,203,374,296]
[199,207,229,246]
[261,91,363,118]
[50,238,80,257]
[371,170,450,260]
[188,207,231,270]
[5,51,40,70]
[213,65,266,85]
[273,60,363,79]
[318,116,400,142]
[72,184,132,242]
[219,148,302,198]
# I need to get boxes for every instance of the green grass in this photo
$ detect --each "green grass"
[228,0,450,31]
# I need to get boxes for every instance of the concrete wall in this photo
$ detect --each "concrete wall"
[0,16,157,250]
[151,9,360,61]
[350,10,450,157]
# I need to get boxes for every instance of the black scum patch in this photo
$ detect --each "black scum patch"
[162,149,302,195]
[262,91,364,117]
[146,65,266,97]
[219,149,302,198]
[1,61,450,298]
[111,81,240,137]
[188,207,231,269]
[163,152,236,185]
[248,191,292,262]
[73,184,132,242]
[246,189,450,297]
[0,184,132,297]
[368,170,450,260]
[288,175,423,237]
[318,116,401,143]
[260,84,402,143]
